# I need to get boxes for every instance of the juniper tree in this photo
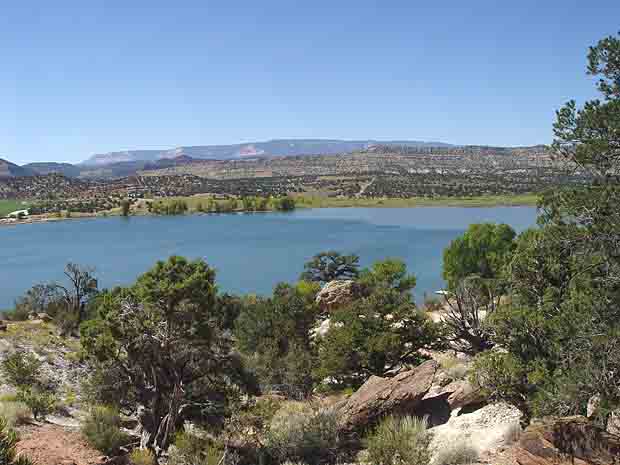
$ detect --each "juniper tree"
[475,33,620,423]
[81,256,257,455]
[300,251,360,284]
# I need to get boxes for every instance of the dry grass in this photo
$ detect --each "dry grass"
[294,193,539,209]
[0,400,32,426]
[366,416,432,465]
[433,441,479,465]
[436,354,470,380]
[0,321,81,355]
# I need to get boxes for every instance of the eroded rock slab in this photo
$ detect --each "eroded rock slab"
[336,360,438,432]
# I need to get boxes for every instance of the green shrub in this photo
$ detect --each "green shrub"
[16,388,55,421]
[129,448,156,465]
[470,351,528,406]
[1,351,42,388]
[0,416,34,465]
[366,416,432,465]
[167,432,226,465]
[224,396,282,441]
[433,441,478,465]
[81,405,129,455]
[0,401,32,427]
[265,402,339,465]
[80,363,134,409]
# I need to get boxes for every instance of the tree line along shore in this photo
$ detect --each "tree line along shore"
[0,193,539,227]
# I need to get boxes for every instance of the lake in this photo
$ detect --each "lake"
[0,207,537,309]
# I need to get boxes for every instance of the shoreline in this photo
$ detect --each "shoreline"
[0,194,539,228]
[294,193,539,209]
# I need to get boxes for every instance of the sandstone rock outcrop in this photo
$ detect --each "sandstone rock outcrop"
[337,360,439,432]
[315,280,360,311]
[429,402,522,462]
[336,359,486,433]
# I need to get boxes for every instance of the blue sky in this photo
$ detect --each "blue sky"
[2,1,619,164]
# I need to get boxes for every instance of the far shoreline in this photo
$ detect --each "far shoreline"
[0,193,539,228]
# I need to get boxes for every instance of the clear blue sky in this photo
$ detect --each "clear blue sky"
[2,1,619,164]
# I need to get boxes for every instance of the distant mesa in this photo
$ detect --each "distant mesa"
[237,145,265,157]
[80,139,454,166]
[85,150,162,166]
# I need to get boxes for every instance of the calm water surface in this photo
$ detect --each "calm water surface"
[0,207,537,309]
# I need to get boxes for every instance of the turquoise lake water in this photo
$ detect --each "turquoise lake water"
[0,207,537,309]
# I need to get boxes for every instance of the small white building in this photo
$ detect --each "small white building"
[6,209,29,219]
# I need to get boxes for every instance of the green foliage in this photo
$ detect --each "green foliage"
[317,260,443,387]
[223,396,282,444]
[16,388,56,421]
[120,199,131,216]
[471,351,529,410]
[507,226,585,309]
[276,196,296,211]
[80,362,136,410]
[265,402,340,465]
[358,258,417,293]
[365,415,431,465]
[255,196,269,211]
[10,283,64,321]
[587,33,620,100]
[0,416,34,465]
[240,196,254,211]
[300,251,360,283]
[441,275,499,355]
[480,224,620,418]
[433,441,479,465]
[150,199,189,215]
[235,283,320,398]
[1,351,42,388]
[168,432,227,465]
[80,256,257,453]
[129,448,156,465]
[442,223,515,291]
[82,405,129,456]
[458,37,620,422]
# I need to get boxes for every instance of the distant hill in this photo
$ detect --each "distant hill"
[82,139,453,166]
[78,155,199,179]
[24,162,82,178]
[0,159,35,178]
